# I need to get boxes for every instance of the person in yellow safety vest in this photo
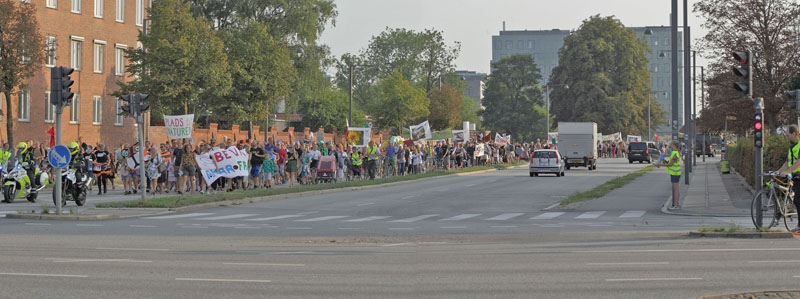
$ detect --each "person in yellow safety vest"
[0,143,11,168]
[778,124,800,235]
[350,147,362,178]
[366,141,379,180]
[657,141,681,210]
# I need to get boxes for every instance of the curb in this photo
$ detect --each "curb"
[6,213,119,221]
[688,231,794,239]
[659,169,750,217]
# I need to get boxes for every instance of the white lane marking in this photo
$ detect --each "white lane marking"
[95,247,169,252]
[606,278,702,282]
[576,248,800,253]
[295,216,348,222]
[76,224,104,227]
[485,213,524,221]
[390,214,438,223]
[388,227,415,230]
[588,262,669,266]
[144,213,214,220]
[344,216,391,222]
[286,227,312,230]
[544,203,561,210]
[381,243,412,247]
[25,223,51,226]
[223,263,305,267]
[233,227,260,229]
[129,225,157,228]
[176,278,271,283]
[575,211,606,219]
[751,260,800,263]
[299,211,319,215]
[441,226,467,229]
[401,195,418,199]
[338,227,359,230]
[619,210,646,218]
[465,184,476,187]
[491,225,517,228]
[195,214,259,221]
[531,212,565,220]
[356,202,375,206]
[440,214,481,221]
[49,258,152,263]
[245,215,304,221]
[0,272,87,278]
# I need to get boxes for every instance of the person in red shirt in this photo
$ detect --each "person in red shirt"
[277,142,287,185]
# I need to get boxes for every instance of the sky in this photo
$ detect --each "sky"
[319,0,708,75]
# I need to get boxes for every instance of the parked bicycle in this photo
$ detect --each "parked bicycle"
[751,172,799,230]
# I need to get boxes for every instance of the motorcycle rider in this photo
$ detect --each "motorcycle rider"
[0,143,11,168]
[17,142,38,188]
[67,142,86,183]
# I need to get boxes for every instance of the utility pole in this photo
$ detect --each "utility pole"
[120,93,149,202]
[50,66,74,215]
[683,0,692,183]
[670,0,679,142]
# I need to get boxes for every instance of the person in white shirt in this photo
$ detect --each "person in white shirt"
[309,145,322,182]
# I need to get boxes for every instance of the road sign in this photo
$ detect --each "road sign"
[48,145,71,168]
[725,115,737,120]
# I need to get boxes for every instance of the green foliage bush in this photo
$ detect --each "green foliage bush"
[728,135,789,187]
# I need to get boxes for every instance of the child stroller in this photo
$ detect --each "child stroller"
[316,155,337,184]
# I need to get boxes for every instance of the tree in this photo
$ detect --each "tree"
[372,71,429,132]
[0,0,44,147]
[459,96,481,129]
[694,0,800,131]
[121,0,231,116]
[216,22,295,126]
[480,54,546,142]
[298,87,364,132]
[428,84,462,130]
[548,15,663,137]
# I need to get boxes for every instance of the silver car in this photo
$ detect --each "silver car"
[529,149,565,177]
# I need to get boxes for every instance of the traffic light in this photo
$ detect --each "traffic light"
[754,111,763,148]
[60,67,75,107]
[733,50,752,97]
[119,94,134,116]
[135,93,149,115]
[788,90,800,113]
[50,67,62,107]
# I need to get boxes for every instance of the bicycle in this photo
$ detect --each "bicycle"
[751,172,799,230]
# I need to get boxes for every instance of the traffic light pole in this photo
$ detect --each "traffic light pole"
[54,111,62,215]
[755,98,764,194]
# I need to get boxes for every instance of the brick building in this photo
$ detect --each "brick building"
[2,0,149,148]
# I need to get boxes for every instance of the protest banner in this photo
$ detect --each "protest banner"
[409,120,432,141]
[164,114,194,139]
[316,131,325,143]
[626,135,642,142]
[452,130,466,143]
[495,133,511,145]
[195,146,250,186]
[548,132,558,144]
[347,127,371,147]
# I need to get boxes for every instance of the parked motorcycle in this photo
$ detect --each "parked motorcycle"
[2,160,48,203]
[53,160,89,207]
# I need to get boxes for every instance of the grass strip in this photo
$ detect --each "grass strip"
[559,165,655,206]
[96,162,525,209]
[697,226,782,233]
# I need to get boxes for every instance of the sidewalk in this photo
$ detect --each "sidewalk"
[662,157,751,217]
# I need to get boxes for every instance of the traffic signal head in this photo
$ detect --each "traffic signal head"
[60,67,75,106]
[754,112,763,148]
[50,67,62,107]
[732,50,752,97]
[136,93,149,114]
[119,94,133,116]
[787,90,800,113]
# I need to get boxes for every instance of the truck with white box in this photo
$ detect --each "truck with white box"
[557,122,598,170]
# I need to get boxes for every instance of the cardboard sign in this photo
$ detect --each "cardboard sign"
[164,114,194,139]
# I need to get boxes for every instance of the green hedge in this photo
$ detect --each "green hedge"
[727,135,788,187]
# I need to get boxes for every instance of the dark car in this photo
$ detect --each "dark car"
[628,142,655,164]
[695,143,715,157]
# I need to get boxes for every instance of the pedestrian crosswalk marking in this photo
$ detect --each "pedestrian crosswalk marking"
[531,212,565,220]
[619,211,646,218]
[390,214,439,223]
[575,211,606,219]
[245,215,304,221]
[344,216,391,222]
[295,216,348,222]
[486,213,524,221]
[144,213,214,220]
[196,214,259,220]
[440,214,481,221]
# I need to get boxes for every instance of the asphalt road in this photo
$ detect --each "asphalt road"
[0,232,796,299]
[0,159,747,236]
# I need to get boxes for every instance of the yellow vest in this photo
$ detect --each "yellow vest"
[787,142,800,173]
[367,146,378,161]
[666,150,681,176]
[351,152,362,166]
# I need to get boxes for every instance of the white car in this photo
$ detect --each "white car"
[529,149,565,177]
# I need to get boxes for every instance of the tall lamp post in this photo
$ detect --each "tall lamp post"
[543,83,568,139]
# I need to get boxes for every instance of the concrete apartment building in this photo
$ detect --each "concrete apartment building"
[455,70,485,108]
[491,26,685,140]
[2,0,148,148]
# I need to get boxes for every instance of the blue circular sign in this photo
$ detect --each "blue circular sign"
[48,145,71,168]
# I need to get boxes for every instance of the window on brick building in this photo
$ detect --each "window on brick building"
[70,94,80,124]
[71,0,80,13]
[115,45,126,76]
[115,99,123,126]
[92,96,102,125]
[116,0,124,22]
[70,37,83,70]
[45,91,55,123]
[136,0,143,26]
[46,0,56,8]
[17,89,29,122]
[45,36,56,67]
[94,42,104,73]
[95,0,103,18]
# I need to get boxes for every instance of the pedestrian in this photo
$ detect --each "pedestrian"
[146,145,162,196]
[657,140,681,209]
[181,143,197,195]
[249,142,265,189]
[300,147,311,184]
[262,153,275,189]
[285,142,298,187]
